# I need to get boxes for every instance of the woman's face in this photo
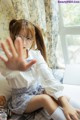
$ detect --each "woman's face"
[16,27,34,50]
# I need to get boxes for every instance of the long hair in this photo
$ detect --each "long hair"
[9,19,47,61]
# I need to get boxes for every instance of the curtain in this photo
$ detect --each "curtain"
[0,0,59,68]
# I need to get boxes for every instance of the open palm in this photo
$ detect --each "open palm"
[0,37,36,71]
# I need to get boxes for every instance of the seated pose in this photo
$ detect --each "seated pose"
[0,19,80,120]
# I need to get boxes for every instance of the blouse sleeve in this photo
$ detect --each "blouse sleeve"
[35,50,64,100]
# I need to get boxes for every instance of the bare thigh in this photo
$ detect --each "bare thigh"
[25,94,58,115]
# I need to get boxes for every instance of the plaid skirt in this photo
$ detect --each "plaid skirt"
[8,82,44,115]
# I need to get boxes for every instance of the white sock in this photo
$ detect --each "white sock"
[69,98,80,109]
[41,107,66,120]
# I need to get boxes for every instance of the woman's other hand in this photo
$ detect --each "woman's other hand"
[63,104,80,120]
[58,96,80,120]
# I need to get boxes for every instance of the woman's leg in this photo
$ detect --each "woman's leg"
[25,94,58,114]
[25,94,66,120]
[46,107,66,120]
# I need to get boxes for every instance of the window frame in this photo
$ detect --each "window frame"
[59,4,80,64]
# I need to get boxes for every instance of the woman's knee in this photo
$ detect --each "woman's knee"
[40,94,58,114]
[41,94,52,101]
[40,94,56,106]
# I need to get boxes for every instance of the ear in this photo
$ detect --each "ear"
[14,37,23,55]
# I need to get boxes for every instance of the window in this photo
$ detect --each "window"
[56,4,80,68]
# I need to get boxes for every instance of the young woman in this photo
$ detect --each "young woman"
[0,19,80,120]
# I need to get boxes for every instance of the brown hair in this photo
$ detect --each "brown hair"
[9,19,47,61]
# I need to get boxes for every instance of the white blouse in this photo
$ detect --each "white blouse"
[0,50,64,100]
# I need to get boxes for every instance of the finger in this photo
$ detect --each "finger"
[14,37,23,57]
[76,109,80,119]
[66,115,72,120]
[25,59,37,70]
[1,42,12,59]
[26,49,28,58]
[76,109,80,114]
[0,55,7,63]
[6,38,17,57]
[70,114,79,120]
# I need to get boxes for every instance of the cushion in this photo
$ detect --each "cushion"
[63,64,80,85]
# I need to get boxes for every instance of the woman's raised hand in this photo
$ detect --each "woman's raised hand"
[0,37,36,71]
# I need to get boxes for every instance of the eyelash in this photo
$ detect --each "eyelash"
[15,35,32,41]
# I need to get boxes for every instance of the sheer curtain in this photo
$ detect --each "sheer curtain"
[0,0,59,68]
